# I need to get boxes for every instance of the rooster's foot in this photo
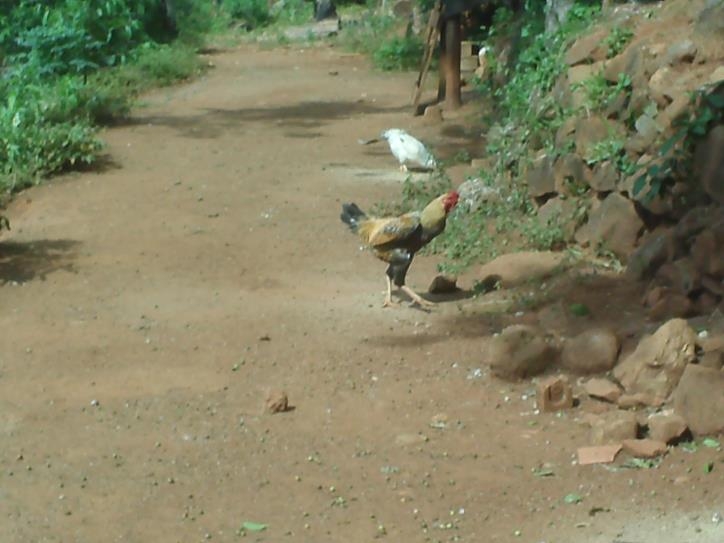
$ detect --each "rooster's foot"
[401,286,435,308]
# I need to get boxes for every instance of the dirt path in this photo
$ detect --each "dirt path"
[1,44,722,543]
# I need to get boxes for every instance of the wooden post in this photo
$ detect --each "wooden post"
[443,14,462,109]
[437,19,447,103]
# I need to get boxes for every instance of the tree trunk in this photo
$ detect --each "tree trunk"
[163,0,177,34]
[545,0,575,33]
[439,15,462,109]
[314,0,337,21]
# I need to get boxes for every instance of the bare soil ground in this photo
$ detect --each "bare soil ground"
[0,44,722,543]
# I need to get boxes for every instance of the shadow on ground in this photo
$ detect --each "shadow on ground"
[0,239,80,283]
[130,100,409,139]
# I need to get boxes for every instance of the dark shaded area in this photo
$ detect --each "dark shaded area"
[284,131,325,139]
[75,154,123,175]
[0,239,80,283]
[436,272,649,342]
[129,100,408,139]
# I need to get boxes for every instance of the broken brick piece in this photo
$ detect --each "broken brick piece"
[537,375,574,412]
[577,444,623,465]
[622,438,668,458]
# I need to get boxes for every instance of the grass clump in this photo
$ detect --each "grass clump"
[372,34,424,71]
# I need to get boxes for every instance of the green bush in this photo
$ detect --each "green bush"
[372,34,423,71]
[130,42,202,86]
[0,76,103,192]
[336,12,395,55]
[172,0,217,46]
[0,1,212,195]
[5,0,146,77]
[222,0,272,28]
[270,0,313,25]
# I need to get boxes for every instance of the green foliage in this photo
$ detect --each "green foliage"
[0,76,103,192]
[472,1,602,182]
[270,0,313,26]
[576,71,631,112]
[603,25,633,58]
[633,84,724,202]
[372,34,424,71]
[172,0,218,46]
[128,42,202,86]
[3,0,149,77]
[487,1,601,129]
[0,1,209,195]
[334,9,425,72]
[222,0,272,28]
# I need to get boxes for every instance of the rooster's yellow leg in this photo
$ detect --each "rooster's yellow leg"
[401,285,434,307]
[382,276,400,308]
[399,164,408,173]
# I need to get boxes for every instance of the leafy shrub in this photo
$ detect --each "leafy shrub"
[372,34,423,71]
[0,1,209,194]
[172,0,218,46]
[336,14,396,55]
[634,83,724,202]
[130,42,202,86]
[603,25,633,58]
[222,0,272,28]
[0,76,103,192]
[5,0,145,77]
[270,0,313,26]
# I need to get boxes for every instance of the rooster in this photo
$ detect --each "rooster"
[340,191,459,307]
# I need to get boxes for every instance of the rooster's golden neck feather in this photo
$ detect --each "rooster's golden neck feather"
[420,195,448,228]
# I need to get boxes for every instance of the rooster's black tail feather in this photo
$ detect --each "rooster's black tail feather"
[340,203,367,231]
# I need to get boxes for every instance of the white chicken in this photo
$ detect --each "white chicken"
[380,129,437,172]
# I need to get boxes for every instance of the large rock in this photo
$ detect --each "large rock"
[537,196,581,241]
[646,289,695,321]
[590,410,638,445]
[691,229,724,277]
[565,29,608,65]
[560,328,620,374]
[478,251,566,288]
[622,438,668,458]
[661,94,691,126]
[694,124,724,205]
[647,412,688,444]
[555,116,577,147]
[672,364,724,436]
[664,39,698,65]
[575,192,644,261]
[653,258,701,295]
[457,177,500,212]
[584,377,623,403]
[283,18,340,39]
[613,319,698,404]
[620,167,674,217]
[526,153,556,197]
[574,116,625,161]
[485,325,558,380]
[634,112,663,147]
[626,230,676,281]
[589,161,619,192]
[695,0,724,38]
[603,42,657,86]
[648,66,678,106]
[553,153,590,194]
